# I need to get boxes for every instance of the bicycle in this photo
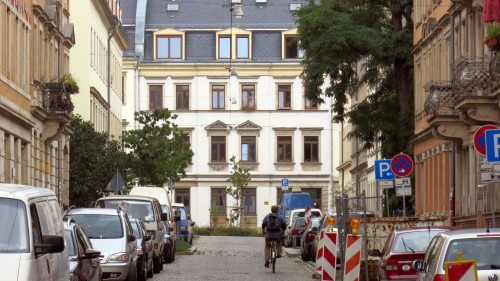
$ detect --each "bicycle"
[269,239,278,273]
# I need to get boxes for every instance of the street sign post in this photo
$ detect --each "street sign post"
[375,160,395,180]
[395,177,412,216]
[281,178,289,191]
[474,124,498,155]
[391,154,414,177]
[378,180,394,189]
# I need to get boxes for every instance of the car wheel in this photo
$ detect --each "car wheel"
[147,259,153,278]
[159,254,164,270]
[153,255,161,274]
[301,249,308,261]
[172,243,176,262]
[126,262,137,281]
[165,249,172,263]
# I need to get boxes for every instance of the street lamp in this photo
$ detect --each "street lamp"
[227,3,243,76]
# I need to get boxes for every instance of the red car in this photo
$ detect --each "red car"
[369,227,456,281]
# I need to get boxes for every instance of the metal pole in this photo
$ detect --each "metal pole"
[363,192,368,281]
[386,189,390,217]
[403,195,406,217]
[493,183,496,228]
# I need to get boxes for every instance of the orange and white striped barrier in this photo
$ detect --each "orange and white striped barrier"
[445,260,478,281]
[315,229,325,274]
[343,234,362,281]
[321,232,337,281]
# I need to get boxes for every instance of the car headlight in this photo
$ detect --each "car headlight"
[70,273,78,281]
[108,252,130,262]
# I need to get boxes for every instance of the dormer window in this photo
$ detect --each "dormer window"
[216,28,252,60]
[284,35,304,59]
[154,28,185,60]
[157,35,182,59]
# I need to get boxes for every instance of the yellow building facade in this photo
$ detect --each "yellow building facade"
[412,0,500,227]
[0,0,74,206]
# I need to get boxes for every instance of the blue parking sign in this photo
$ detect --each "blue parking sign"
[281,178,289,187]
[485,129,500,163]
[375,159,395,180]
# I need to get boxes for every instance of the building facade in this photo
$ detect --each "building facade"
[412,0,500,227]
[120,0,341,227]
[0,0,75,206]
[69,0,128,139]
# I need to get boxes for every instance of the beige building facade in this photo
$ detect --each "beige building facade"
[0,0,75,206]
[69,0,127,139]
[412,0,500,227]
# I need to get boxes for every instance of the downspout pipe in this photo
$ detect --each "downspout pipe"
[449,9,456,225]
[107,16,120,138]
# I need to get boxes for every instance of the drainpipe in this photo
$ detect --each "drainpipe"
[107,16,120,139]
[450,9,456,226]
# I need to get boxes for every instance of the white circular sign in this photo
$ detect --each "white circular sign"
[402,265,411,271]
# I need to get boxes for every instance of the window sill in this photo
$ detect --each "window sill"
[301,162,322,171]
[274,162,295,171]
[208,162,229,171]
[238,162,259,171]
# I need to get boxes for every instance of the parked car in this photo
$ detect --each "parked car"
[130,218,153,281]
[370,227,456,281]
[64,208,138,281]
[0,184,69,281]
[413,228,500,281]
[284,217,306,247]
[300,217,321,261]
[163,224,175,263]
[64,219,102,281]
[95,195,168,273]
[278,192,314,224]
[172,203,195,244]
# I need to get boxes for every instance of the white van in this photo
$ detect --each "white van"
[0,184,69,281]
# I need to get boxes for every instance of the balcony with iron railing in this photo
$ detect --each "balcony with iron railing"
[451,57,492,97]
[423,80,457,115]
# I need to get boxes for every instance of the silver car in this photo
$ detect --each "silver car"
[414,228,500,281]
[64,208,138,281]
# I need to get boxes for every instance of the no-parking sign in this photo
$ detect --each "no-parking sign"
[391,154,413,177]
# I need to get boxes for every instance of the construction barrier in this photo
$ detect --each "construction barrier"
[343,234,362,281]
[315,229,325,274]
[445,260,478,281]
[321,232,337,281]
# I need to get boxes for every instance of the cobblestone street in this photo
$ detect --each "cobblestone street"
[151,236,316,281]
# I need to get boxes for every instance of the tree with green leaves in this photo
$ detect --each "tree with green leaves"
[297,0,414,158]
[226,156,252,227]
[69,115,129,207]
[122,108,194,187]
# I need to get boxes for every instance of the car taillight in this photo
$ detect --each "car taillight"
[307,233,315,240]
[432,274,445,281]
[384,259,398,271]
[291,228,299,235]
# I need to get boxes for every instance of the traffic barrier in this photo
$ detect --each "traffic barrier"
[445,260,478,281]
[343,234,362,281]
[321,232,337,281]
[315,229,325,274]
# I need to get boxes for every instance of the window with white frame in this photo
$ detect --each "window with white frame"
[218,35,231,59]
[236,35,249,58]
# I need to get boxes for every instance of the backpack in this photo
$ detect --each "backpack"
[267,214,281,231]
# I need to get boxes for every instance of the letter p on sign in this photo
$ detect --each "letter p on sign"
[375,160,395,180]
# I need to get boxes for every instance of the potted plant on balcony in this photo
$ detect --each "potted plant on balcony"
[485,23,500,51]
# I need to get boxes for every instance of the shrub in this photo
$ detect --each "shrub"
[486,23,500,40]
[193,226,262,237]
[176,241,192,252]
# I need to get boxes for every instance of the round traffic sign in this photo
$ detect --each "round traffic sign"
[391,154,413,177]
[473,124,499,155]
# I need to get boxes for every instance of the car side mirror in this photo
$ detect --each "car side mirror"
[368,249,382,257]
[35,235,65,256]
[128,234,136,242]
[83,248,101,259]
[161,213,168,221]
[413,260,424,272]
[190,221,196,227]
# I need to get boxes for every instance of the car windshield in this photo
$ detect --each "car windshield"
[69,214,123,239]
[98,200,155,222]
[64,230,76,257]
[0,198,29,253]
[392,230,447,253]
[294,217,305,227]
[445,237,500,269]
[131,221,141,238]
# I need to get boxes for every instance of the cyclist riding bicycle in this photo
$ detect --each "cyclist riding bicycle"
[261,205,286,268]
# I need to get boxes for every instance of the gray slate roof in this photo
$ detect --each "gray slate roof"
[121,0,306,62]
